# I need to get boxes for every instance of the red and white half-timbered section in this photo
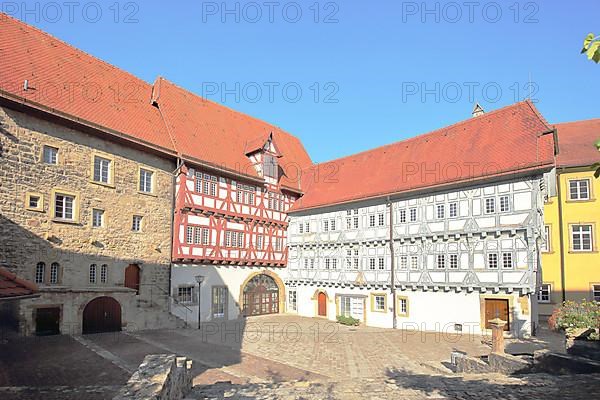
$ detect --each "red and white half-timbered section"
[171,157,301,324]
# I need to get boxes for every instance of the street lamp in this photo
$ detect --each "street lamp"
[194,275,205,330]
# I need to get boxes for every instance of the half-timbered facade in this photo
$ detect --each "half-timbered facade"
[151,79,311,323]
[284,102,557,336]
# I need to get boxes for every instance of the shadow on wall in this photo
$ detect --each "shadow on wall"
[0,214,171,336]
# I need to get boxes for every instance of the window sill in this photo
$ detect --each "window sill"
[52,218,79,225]
[26,207,44,213]
[568,250,598,254]
[566,199,595,204]
[90,180,115,189]
[138,190,158,197]
[372,309,387,313]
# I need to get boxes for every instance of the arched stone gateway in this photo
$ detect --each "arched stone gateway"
[241,273,283,316]
[82,296,122,334]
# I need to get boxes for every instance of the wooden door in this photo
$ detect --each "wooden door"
[485,299,510,331]
[83,297,122,334]
[35,307,60,336]
[242,274,279,316]
[318,292,327,317]
[124,264,140,295]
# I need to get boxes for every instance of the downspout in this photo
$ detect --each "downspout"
[168,158,183,315]
[556,169,567,303]
[388,196,397,329]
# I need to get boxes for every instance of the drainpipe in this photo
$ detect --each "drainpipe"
[388,196,397,329]
[556,170,567,303]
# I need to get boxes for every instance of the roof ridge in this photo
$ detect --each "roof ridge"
[554,117,600,126]
[1,12,153,88]
[311,101,534,167]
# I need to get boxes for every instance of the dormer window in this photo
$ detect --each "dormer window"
[263,154,278,179]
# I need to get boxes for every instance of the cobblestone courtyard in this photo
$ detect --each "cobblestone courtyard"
[1,315,600,399]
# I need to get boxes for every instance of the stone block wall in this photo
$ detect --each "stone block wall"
[0,106,175,334]
[113,354,193,400]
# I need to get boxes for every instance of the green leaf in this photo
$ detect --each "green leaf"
[587,42,600,60]
[593,49,600,63]
[583,33,596,49]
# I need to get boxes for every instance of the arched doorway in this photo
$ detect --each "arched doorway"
[124,264,140,294]
[82,297,122,334]
[318,292,327,317]
[242,274,280,316]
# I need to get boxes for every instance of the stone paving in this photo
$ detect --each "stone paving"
[1,315,600,399]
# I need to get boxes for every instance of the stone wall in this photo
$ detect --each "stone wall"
[113,354,193,400]
[0,106,175,334]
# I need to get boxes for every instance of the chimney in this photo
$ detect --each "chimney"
[472,103,485,118]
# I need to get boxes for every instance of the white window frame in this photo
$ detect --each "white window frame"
[43,145,58,164]
[436,204,445,219]
[569,179,591,201]
[139,168,154,193]
[178,286,194,304]
[449,202,458,218]
[484,197,496,214]
[499,195,510,213]
[93,155,112,184]
[502,252,513,269]
[409,208,417,222]
[92,209,104,228]
[538,283,551,303]
[592,284,600,302]
[487,253,499,269]
[132,215,143,232]
[54,192,75,221]
[449,254,458,269]
[436,254,445,269]
[571,224,593,252]
[399,209,407,223]
[542,225,551,253]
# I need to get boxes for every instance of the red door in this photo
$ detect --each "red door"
[124,264,140,294]
[83,297,122,334]
[318,292,327,317]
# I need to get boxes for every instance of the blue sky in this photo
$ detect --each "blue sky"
[8,0,600,162]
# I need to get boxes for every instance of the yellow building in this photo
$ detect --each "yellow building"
[539,119,600,319]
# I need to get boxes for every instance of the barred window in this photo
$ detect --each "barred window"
[449,254,458,269]
[409,208,417,222]
[436,254,445,269]
[89,264,97,284]
[186,226,194,244]
[400,255,408,270]
[399,209,406,223]
[378,257,385,270]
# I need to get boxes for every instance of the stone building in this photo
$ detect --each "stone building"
[0,15,180,335]
[285,102,557,336]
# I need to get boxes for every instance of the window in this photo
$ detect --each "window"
[369,215,376,227]
[178,286,194,304]
[353,216,359,229]
[378,257,385,270]
[436,254,445,269]
[49,262,59,284]
[263,154,278,179]
[569,179,590,201]
[502,252,513,269]
[378,213,385,226]
[485,198,495,214]
[499,195,510,212]
[193,227,202,245]
[325,258,331,270]
[35,262,45,284]
[449,202,458,218]
[538,284,551,303]
[542,225,551,252]
[411,256,419,270]
[372,294,386,312]
[225,231,245,248]
[340,296,351,317]
[398,297,408,317]
[202,228,210,246]
[256,234,264,250]
[92,209,104,228]
[132,215,143,232]
[93,156,112,184]
[54,192,75,221]
[593,285,600,302]
[288,290,297,311]
[369,258,376,270]
[211,286,227,318]
[572,225,593,252]
[449,254,458,269]
[89,264,97,284]
[186,226,194,244]
[195,172,218,196]
[139,168,154,193]
[409,208,417,222]
[400,255,408,270]
[100,264,108,284]
[26,193,43,212]
[488,253,498,269]
[399,209,406,223]
[305,222,310,233]
[323,220,329,232]
[436,204,445,219]
[330,219,336,231]
[43,145,58,164]
[299,223,304,234]
[236,184,256,205]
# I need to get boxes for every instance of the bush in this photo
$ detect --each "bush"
[548,300,600,332]
[336,315,360,326]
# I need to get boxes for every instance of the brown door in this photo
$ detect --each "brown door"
[124,264,140,294]
[242,274,279,316]
[318,292,327,317]
[35,307,60,336]
[485,299,510,331]
[83,297,122,334]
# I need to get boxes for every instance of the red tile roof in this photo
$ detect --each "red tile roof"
[554,119,600,168]
[0,267,38,300]
[292,101,556,212]
[0,13,175,153]
[152,78,312,191]
[0,14,312,190]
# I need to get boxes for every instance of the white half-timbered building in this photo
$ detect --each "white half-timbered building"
[284,102,557,336]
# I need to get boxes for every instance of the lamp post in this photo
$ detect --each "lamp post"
[194,275,205,330]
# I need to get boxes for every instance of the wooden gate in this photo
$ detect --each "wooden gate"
[124,264,140,294]
[82,296,122,334]
[485,299,510,331]
[243,274,279,316]
[318,292,327,317]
